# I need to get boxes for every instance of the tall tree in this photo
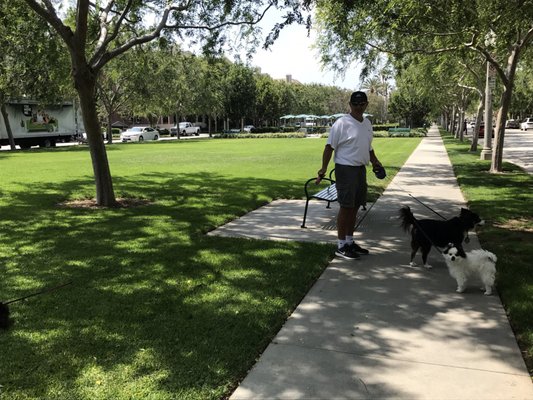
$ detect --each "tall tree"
[255,72,283,126]
[225,62,257,129]
[0,0,69,150]
[313,0,533,172]
[96,51,142,144]
[202,57,231,134]
[23,0,305,206]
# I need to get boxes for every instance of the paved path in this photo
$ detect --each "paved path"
[213,126,533,399]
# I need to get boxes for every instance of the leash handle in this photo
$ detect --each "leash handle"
[3,281,72,305]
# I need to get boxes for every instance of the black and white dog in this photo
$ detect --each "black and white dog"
[399,206,484,269]
[442,244,497,295]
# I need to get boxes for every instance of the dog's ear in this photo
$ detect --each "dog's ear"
[456,246,467,258]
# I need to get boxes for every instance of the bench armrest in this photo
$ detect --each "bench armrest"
[303,177,335,199]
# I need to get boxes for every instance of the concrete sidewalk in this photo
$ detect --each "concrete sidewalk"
[212,126,533,399]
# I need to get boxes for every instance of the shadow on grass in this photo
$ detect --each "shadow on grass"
[0,166,460,399]
[0,172,336,398]
[443,134,533,374]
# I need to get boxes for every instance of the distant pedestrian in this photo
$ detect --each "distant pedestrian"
[316,91,383,259]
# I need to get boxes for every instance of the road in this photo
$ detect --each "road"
[501,129,533,174]
[466,127,533,174]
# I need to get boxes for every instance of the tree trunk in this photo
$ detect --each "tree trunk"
[76,77,117,206]
[457,111,464,140]
[175,112,181,139]
[470,98,484,152]
[442,109,448,131]
[491,87,512,173]
[491,48,520,173]
[450,105,456,134]
[0,103,17,150]
[106,114,113,144]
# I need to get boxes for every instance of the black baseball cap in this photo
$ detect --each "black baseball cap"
[350,91,368,104]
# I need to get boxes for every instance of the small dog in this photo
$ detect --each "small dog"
[442,244,497,295]
[399,206,484,269]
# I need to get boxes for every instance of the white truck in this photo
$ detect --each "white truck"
[0,100,83,149]
[170,121,200,136]
[520,117,533,131]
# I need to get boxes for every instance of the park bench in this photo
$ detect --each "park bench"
[221,129,241,136]
[301,170,337,228]
[388,127,411,137]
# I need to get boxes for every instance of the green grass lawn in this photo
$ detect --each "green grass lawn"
[0,137,421,399]
[441,130,533,376]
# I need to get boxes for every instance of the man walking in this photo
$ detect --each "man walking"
[317,91,383,259]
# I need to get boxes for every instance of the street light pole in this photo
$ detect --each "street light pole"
[480,61,493,160]
[481,30,496,161]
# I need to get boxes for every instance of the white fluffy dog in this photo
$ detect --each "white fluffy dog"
[442,244,497,295]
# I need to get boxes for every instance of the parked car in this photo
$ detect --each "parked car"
[155,126,170,135]
[80,131,108,142]
[520,118,533,131]
[170,122,200,136]
[243,125,255,132]
[477,123,496,138]
[505,119,519,129]
[478,123,485,138]
[120,126,159,142]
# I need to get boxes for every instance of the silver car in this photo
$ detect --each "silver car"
[120,126,159,142]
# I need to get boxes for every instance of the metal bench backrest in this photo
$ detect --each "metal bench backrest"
[301,176,337,228]
[312,184,337,202]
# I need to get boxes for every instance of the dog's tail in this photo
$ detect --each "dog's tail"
[399,206,417,233]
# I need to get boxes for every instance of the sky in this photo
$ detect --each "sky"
[248,9,362,90]
[55,2,361,89]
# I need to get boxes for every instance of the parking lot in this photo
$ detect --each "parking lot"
[465,127,533,173]
[501,128,533,173]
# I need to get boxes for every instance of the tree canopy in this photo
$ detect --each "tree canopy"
[20,0,311,205]
[314,0,533,171]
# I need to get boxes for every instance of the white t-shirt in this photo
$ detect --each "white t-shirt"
[327,114,374,166]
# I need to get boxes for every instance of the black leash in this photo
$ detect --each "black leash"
[354,198,377,232]
[409,212,447,255]
[377,170,470,255]
[1,281,73,329]
[2,281,72,305]
[389,180,447,221]
[355,167,447,233]
[385,174,473,244]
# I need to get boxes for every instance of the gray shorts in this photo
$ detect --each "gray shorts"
[335,164,367,208]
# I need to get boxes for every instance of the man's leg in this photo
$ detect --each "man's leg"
[338,206,357,240]
[344,205,369,255]
[335,206,360,259]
